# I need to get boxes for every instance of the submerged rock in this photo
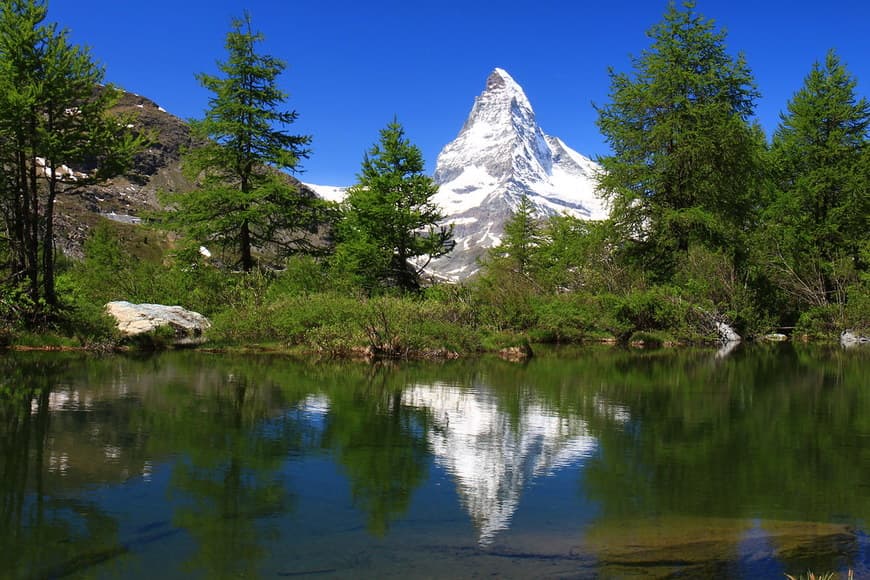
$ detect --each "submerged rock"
[762,333,789,342]
[105,301,211,345]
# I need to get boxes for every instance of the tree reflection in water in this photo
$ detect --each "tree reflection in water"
[0,356,123,578]
[0,346,867,578]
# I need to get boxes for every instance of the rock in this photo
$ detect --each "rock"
[105,301,211,345]
[715,321,741,343]
[763,333,789,342]
[840,330,870,348]
[498,343,533,362]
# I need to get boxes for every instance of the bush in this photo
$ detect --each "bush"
[531,293,600,343]
[795,305,841,340]
[469,263,540,331]
[628,330,672,347]
[609,286,719,343]
[360,296,477,355]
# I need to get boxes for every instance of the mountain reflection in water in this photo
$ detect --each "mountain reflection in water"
[1,345,868,579]
[402,382,602,544]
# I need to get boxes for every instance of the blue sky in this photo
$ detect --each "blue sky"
[50,0,869,186]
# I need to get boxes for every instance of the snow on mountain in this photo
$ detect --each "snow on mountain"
[428,68,606,280]
[303,68,605,281]
[302,182,347,203]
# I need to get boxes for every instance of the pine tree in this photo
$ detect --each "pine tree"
[762,50,869,310]
[167,12,315,272]
[334,120,452,292]
[0,0,141,316]
[595,0,764,280]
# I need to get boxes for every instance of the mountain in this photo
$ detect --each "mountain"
[52,91,193,256]
[52,90,320,259]
[427,68,606,280]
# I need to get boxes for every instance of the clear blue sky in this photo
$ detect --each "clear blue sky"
[50,0,869,186]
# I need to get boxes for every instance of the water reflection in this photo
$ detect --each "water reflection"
[403,382,597,544]
[0,346,867,578]
[321,372,431,537]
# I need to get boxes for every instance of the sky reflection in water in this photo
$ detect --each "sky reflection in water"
[1,345,867,578]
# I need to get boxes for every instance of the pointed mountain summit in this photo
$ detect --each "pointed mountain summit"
[428,68,606,280]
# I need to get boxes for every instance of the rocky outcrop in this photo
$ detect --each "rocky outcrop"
[715,321,741,343]
[105,301,211,345]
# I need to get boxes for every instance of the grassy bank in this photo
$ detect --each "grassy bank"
[2,220,865,357]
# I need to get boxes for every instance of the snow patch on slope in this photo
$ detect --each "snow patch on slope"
[303,182,347,203]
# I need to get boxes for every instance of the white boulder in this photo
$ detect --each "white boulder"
[106,301,211,344]
[840,330,870,348]
[715,321,741,343]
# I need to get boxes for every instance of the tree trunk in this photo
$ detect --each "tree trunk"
[240,219,253,272]
[25,148,40,310]
[42,182,57,308]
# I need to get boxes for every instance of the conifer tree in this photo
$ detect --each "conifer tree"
[595,0,764,280]
[334,120,452,292]
[168,12,315,272]
[762,50,869,310]
[0,0,140,316]
[495,195,541,277]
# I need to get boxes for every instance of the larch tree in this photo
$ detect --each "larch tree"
[334,119,453,292]
[493,195,541,277]
[168,12,316,272]
[763,50,869,311]
[595,0,764,281]
[0,0,140,318]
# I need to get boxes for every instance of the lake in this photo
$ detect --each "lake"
[1,344,868,578]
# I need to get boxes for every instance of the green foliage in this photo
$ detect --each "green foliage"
[673,245,771,336]
[0,0,142,318]
[265,255,330,298]
[610,286,714,343]
[760,50,869,321]
[492,195,542,276]
[333,119,453,292]
[163,12,318,272]
[595,0,763,281]
[470,259,541,331]
[209,291,476,357]
[530,293,602,343]
[209,292,362,348]
[359,296,476,356]
[534,215,635,293]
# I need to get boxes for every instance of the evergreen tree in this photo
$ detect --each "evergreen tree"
[595,0,764,280]
[762,50,869,312]
[493,195,541,277]
[167,12,315,272]
[334,120,452,292]
[0,0,140,316]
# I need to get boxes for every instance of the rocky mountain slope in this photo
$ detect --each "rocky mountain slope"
[427,68,606,280]
[54,90,319,259]
[53,91,194,257]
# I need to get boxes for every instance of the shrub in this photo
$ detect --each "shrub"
[531,293,599,343]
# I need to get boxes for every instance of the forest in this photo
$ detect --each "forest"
[0,0,867,354]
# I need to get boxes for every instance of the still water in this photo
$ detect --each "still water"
[1,344,868,579]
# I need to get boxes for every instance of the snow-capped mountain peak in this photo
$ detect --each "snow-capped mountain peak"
[428,68,606,280]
